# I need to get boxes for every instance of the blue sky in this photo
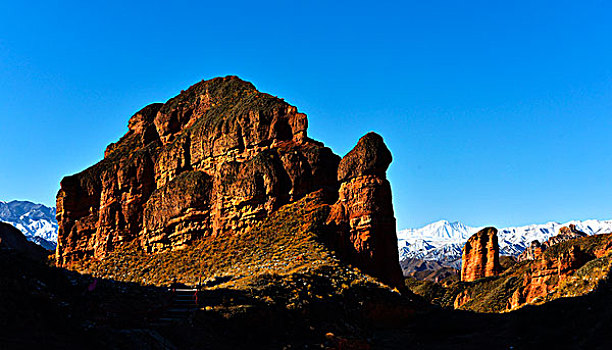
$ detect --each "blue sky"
[1,1,612,229]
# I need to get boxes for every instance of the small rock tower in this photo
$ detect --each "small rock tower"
[460,227,502,282]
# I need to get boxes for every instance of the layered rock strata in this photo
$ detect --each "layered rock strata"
[56,76,404,289]
[460,227,502,282]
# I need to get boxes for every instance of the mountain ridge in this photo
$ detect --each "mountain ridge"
[398,219,612,267]
[0,200,57,250]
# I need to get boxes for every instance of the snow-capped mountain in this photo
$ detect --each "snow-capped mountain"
[398,219,612,265]
[0,200,57,250]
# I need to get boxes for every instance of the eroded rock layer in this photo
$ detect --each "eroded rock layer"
[460,227,502,282]
[56,76,403,289]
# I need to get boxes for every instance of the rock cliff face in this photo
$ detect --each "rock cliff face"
[56,76,403,289]
[326,133,404,289]
[460,227,501,282]
[509,244,595,309]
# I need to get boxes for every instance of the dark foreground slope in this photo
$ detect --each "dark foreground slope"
[4,218,612,349]
[2,197,417,349]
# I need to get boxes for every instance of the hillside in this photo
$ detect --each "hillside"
[1,193,417,349]
[3,217,612,348]
[0,200,57,250]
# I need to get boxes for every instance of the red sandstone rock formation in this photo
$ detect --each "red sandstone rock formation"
[460,227,502,282]
[517,240,543,262]
[557,245,589,277]
[326,132,404,289]
[57,76,339,263]
[509,244,593,309]
[56,76,403,289]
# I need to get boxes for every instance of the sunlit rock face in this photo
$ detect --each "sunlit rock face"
[460,227,502,282]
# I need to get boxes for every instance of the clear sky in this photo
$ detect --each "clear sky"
[1,1,612,229]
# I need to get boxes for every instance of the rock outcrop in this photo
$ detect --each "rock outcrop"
[56,77,340,264]
[517,225,588,262]
[517,240,543,262]
[544,224,587,248]
[56,76,403,289]
[326,133,404,289]
[509,244,594,309]
[460,227,502,282]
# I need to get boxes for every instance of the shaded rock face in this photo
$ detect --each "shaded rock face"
[326,133,404,289]
[0,222,48,259]
[557,245,590,277]
[460,227,502,282]
[56,76,402,289]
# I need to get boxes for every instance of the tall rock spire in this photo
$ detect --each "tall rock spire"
[326,132,405,289]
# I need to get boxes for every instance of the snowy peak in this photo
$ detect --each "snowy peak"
[0,200,57,250]
[398,220,473,241]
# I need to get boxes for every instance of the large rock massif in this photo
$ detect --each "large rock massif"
[460,227,502,282]
[56,76,403,289]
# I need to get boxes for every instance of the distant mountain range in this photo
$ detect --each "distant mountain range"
[0,200,57,250]
[397,219,612,268]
